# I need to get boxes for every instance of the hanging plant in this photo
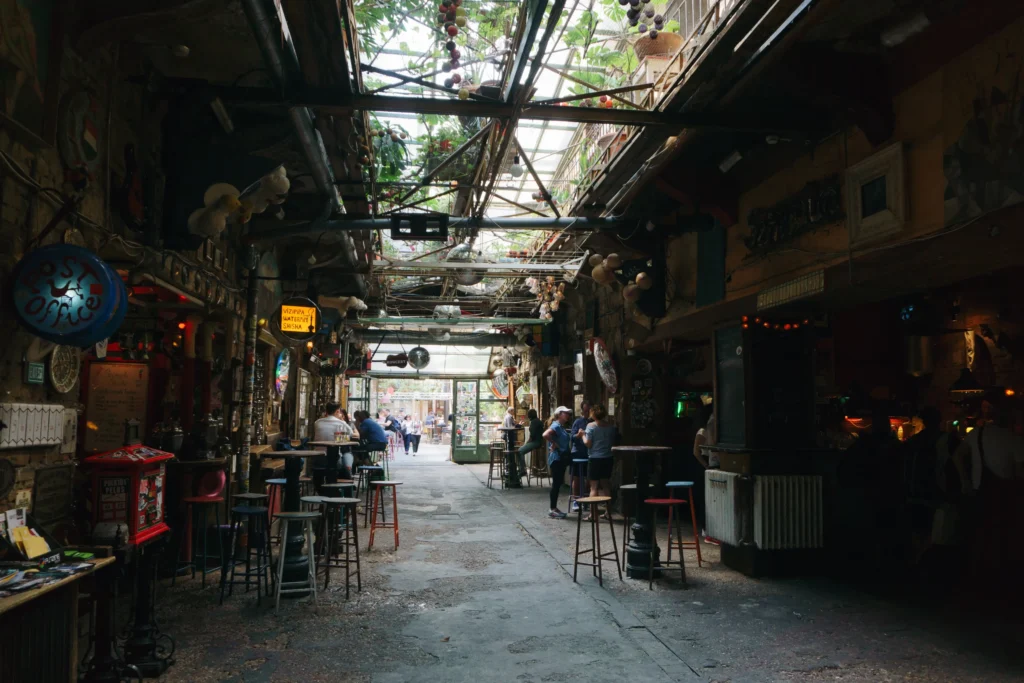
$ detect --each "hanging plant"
[370,119,411,182]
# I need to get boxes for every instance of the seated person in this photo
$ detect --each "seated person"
[354,410,389,467]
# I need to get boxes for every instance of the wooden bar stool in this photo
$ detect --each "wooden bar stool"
[644,498,688,589]
[487,442,505,489]
[272,511,320,613]
[530,446,549,488]
[265,478,286,543]
[316,497,362,598]
[173,496,225,588]
[319,480,356,498]
[357,466,384,527]
[572,496,622,587]
[219,504,274,605]
[666,481,704,568]
[619,484,637,571]
[368,481,403,551]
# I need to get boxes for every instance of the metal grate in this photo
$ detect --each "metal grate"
[753,475,824,550]
[755,270,825,311]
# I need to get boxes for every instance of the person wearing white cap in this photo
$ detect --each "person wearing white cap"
[543,406,573,519]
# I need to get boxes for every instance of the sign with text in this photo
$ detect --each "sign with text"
[276,297,321,341]
[385,353,409,368]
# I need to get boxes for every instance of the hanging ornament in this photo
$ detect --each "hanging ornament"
[636,272,653,290]
[588,253,605,267]
[605,253,622,269]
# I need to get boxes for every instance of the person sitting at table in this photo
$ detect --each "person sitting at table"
[543,406,573,519]
[517,409,544,476]
[354,410,389,468]
[582,404,616,516]
[313,402,354,474]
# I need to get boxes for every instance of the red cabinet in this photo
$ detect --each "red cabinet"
[84,445,175,546]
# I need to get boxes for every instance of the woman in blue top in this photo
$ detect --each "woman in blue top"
[582,404,617,503]
[543,406,573,519]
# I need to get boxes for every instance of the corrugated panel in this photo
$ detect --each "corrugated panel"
[0,403,65,450]
[705,470,740,545]
[753,475,824,549]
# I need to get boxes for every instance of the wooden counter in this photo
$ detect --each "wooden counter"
[0,557,116,683]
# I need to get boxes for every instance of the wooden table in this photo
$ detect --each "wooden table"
[0,557,117,683]
[261,450,320,593]
[612,445,673,580]
[307,440,360,483]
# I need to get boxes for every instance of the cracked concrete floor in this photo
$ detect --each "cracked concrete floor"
[156,449,1023,682]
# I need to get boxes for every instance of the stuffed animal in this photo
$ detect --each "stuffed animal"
[188,183,242,237]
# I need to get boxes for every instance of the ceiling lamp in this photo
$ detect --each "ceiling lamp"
[509,155,524,178]
[949,368,985,397]
[408,346,431,370]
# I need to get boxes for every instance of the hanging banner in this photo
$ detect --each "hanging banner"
[11,244,127,347]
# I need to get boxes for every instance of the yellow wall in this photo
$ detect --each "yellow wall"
[657,15,1024,327]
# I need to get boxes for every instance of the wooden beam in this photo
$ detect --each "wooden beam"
[534,83,654,106]
[515,138,561,218]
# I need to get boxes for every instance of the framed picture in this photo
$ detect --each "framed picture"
[0,0,65,145]
[573,352,584,384]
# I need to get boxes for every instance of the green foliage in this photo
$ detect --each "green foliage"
[370,117,412,182]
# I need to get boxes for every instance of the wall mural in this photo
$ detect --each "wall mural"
[944,27,1024,225]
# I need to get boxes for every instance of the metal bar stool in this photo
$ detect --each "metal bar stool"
[569,459,589,511]
[644,498,688,589]
[219,504,274,605]
[316,497,362,598]
[272,511,321,613]
[618,484,637,571]
[319,480,356,498]
[487,442,505,489]
[357,466,384,527]
[666,481,704,568]
[368,481,403,551]
[572,496,622,587]
[173,496,225,588]
[265,478,287,544]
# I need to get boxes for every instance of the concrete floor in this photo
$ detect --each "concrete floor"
[157,448,1023,682]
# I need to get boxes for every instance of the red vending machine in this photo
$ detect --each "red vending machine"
[84,444,175,545]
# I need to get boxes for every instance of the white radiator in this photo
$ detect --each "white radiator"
[705,472,824,550]
[705,470,741,546]
[754,475,824,550]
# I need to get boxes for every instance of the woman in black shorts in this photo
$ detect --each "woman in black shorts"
[582,404,616,500]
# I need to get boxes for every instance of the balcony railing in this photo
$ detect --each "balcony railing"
[550,0,737,212]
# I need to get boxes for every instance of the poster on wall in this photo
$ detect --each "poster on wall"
[84,363,149,453]
[0,0,62,143]
[943,22,1024,225]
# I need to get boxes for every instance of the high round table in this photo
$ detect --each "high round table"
[262,450,321,594]
[612,445,673,580]
[498,426,524,489]
[308,440,360,483]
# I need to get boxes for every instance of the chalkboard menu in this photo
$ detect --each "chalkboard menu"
[84,363,150,453]
[31,463,73,531]
[714,326,746,447]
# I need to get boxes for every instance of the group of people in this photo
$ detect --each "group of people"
[529,401,616,519]
[311,402,388,478]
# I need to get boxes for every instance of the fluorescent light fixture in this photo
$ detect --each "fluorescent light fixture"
[881,12,930,48]
[719,150,743,174]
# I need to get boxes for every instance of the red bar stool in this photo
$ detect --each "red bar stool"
[644,498,688,589]
[265,478,286,543]
[368,481,403,551]
[173,496,225,588]
[665,481,704,568]
[572,496,622,587]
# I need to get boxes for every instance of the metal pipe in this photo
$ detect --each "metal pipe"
[358,332,517,347]
[249,216,624,241]
[242,0,366,298]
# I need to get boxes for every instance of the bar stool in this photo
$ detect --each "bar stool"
[319,480,356,498]
[357,466,384,527]
[316,497,362,598]
[572,496,622,587]
[265,478,286,542]
[569,459,588,511]
[173,496,225,588]
[487,442,505,489]
[666,481,704,568]
[644,498,688,589]
[368,481,403,551]
[272,511,320,613]
[619,484,637,571]
[530,446,549,488]
[219,504,274,605]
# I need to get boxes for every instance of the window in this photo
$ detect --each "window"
[846,142,906,246]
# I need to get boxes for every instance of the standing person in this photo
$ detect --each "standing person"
[411,415,423,455]
[582,404,616,508]
[401,414,414,455]
[544,407,573,519]
[569,401,591,513]
[517,409,544,477]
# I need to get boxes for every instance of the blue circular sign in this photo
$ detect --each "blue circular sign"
[11,244,125,347]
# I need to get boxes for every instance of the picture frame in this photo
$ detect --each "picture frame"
[845,142,907,247]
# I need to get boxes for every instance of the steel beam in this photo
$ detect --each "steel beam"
[248,216,625,241]
[358,332,516,347]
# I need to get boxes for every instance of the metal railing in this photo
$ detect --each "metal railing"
[549,0,737,211]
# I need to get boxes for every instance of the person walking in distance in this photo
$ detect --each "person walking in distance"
[410,415,423,456]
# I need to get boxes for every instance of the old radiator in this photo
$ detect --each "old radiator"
[705,472,823,550]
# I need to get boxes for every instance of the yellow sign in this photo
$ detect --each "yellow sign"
[280,305,317,334]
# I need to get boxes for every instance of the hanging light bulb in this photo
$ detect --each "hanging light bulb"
[510,155,524,178]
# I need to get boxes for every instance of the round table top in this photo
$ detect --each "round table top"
[307,441,360,447]
[611,445,673,454]
[497,426,523,431]
[263,450,321,457]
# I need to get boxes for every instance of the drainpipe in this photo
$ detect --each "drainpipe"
[241,0,365,297]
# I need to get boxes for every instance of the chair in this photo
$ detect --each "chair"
[487,442,505,489]
[572,496,622,587]
[569,459,588,511]
[644,498,688,589]
[665,481,704,568]
[173,496,225,588]
[316,497,362,598]
[368,481,403,551]
[219,504,274,605]
[271,511,320,613]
